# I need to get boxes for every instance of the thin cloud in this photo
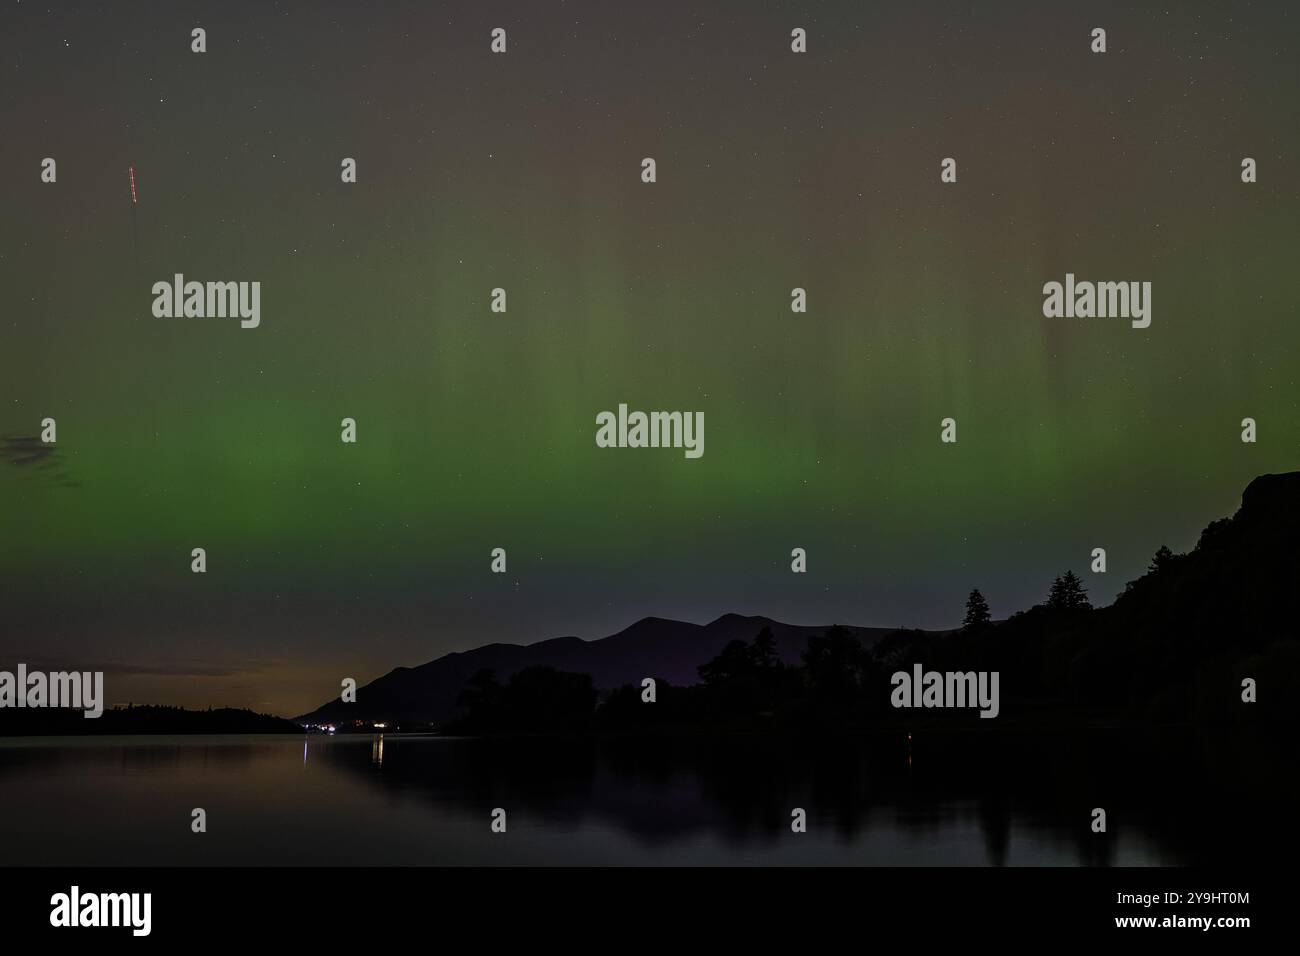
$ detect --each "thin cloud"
[0,435,57,468]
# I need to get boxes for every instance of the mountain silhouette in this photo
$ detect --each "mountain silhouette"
[302,471,1298,729]
[295,615,942,726]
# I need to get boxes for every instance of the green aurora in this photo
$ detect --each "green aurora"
[2,1,1297,715]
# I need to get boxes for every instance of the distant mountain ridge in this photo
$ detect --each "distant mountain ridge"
[295,615,943,726]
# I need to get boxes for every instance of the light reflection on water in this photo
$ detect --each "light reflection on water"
[0,732,1233,866]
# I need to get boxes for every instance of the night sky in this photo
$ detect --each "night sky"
[2,1,1297,716]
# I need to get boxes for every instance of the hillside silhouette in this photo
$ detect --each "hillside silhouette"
[300,472,1298,735]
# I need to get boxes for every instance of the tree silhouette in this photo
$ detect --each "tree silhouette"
[1149,545,1175,572]
[698,627,782,686]
[456,668,501,713]
[802,625,868,715]
[698,639,757,686]
[751,625,779,669]
[694,627,790,721]
[1047,570,1091,611]
[501,666,596,731]
[963,589,991,631]
[451,666,595,733]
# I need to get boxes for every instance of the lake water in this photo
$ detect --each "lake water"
[0,731,1263,865]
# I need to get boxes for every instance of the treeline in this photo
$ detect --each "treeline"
[444,613,1080,735]
[0,704,303,736]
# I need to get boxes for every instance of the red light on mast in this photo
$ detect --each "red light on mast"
[128,166,138,204]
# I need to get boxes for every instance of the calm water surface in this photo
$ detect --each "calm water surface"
[0,732,1246,865]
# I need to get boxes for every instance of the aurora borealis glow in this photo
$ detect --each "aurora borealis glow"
[2,1,1297,716]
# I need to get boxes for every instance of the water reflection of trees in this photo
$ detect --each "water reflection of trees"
[317,730,1268,864]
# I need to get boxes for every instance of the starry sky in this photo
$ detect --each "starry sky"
[1,0,1297,716]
